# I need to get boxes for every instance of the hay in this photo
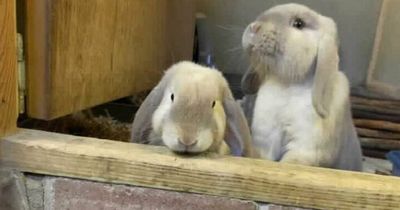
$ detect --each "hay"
[19,111,131,142]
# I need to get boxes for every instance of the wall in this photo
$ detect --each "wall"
[0,172,307,210]
[196,0,382,87]
[371,0,400,87]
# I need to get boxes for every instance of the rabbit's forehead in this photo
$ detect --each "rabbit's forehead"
[171,76,220,101]
[257,5,319,25]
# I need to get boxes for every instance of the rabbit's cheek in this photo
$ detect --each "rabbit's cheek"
[242,31,255,54]
[192,130,214,152]
[161,123,185,151]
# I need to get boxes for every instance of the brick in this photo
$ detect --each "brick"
[25,174,45,210]
[44,177,257,210]
[0,169,29,210]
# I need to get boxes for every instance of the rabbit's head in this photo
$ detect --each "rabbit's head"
[132,61,253,156]
[242,3,339,117]
[152,63,228,153]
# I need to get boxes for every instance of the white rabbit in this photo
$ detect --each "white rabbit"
[240,3,362,171]
[131,61,255,157]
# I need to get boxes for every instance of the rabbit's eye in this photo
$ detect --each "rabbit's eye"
[211,101,216,108]
[171,94,174,102]
[292,18,305,29]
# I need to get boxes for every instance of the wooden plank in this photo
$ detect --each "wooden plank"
[352,109,400,123]
[351,96,400,116]
[354,119,400,132]
[351,96,400,109]
[362,148,388,159]
[357,128,400,139]
[360,137,400,150]
[0,0,18,137]
[352,104,400,116]
[25,0,195,120]
[1,129,400,209]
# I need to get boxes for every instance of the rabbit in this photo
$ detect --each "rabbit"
[240,3,362,171]
[131,61,255,157]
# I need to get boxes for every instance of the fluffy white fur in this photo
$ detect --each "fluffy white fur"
[240,3,362,170]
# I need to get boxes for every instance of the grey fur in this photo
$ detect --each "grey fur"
[130,74,171,145]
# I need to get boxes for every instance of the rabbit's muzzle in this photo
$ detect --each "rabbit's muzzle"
[245,22,281,57]
[258,32,278,56]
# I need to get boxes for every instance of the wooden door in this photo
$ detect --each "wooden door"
[0,0,18,137]
[25,0,195,120]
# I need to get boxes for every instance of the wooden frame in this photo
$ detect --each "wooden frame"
[1,129,400,209]
[366,0,400,100]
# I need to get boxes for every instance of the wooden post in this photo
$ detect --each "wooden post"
[0,0,18,137]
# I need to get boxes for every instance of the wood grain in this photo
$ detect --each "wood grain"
[362,148,388,159]
[352,104,400,116]
[26,0,195,120]
[352,109,400,123]
[357,127,400,139]
[351,96,400,109]
[0,0,18,137]
[1,129,400,209]
[360,137,400,150]
[351,96,400,115]
[354,119,400,132]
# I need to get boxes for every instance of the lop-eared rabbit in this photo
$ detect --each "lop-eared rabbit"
[131,61,255,157]
[240,3,362,171]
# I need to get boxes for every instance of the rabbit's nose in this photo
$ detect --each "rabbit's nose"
[249,22,261,34]
[178,138,197,147]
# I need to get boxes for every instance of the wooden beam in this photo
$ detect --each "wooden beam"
[360,137,400,150]
[0,0,18,137]
[1,129,400,209]
[351,96,400,116]
[354,119,400,132]
[357,128,400,140]
[351,96,400,110]
[352,109,400,123]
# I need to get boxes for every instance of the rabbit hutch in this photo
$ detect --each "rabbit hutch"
[1,0,400,209]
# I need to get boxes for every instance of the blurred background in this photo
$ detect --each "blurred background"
[195,0,390,90]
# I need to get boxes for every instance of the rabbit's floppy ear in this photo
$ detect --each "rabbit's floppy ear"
[241,62,266,95]
[312,18,339,118]
[130,71,172,144]
[221,82,254,157]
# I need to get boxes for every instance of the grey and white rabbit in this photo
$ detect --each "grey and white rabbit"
[240,3,362,171]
